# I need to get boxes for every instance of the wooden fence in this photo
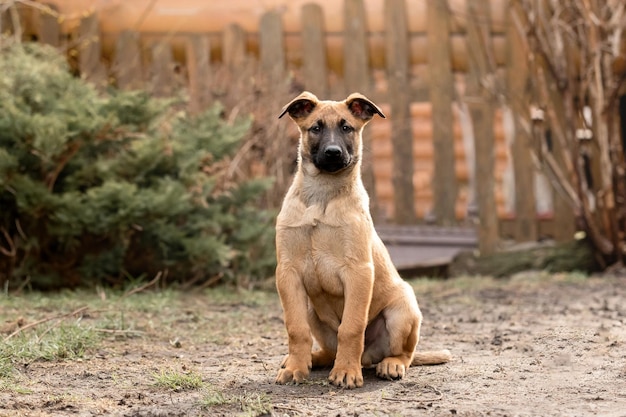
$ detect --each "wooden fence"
[4,0,590,253]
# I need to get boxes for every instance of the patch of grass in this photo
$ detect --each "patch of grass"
[203,286,278,308]
[407,275,496,301]
[551,270,590,283]
[199,384,272,417]
[0,355,13,380]
[0,354,29,394]
[0,380,32,394]
[0,287,278,395]
[1,321,101,392]
[199,384,229,407]
[4,323,100,363]
[152,368,203,391]
[237,392,272,417]
[112,289,181,314]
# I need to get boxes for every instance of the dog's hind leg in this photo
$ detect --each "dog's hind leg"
[375,284,422,380]
[375,323,419,380]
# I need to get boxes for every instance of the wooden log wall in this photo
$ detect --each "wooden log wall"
[6,0,576,249]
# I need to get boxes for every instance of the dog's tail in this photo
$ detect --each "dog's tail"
[412,349,452,366]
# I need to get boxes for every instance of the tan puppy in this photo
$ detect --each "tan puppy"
[275,92,451,388]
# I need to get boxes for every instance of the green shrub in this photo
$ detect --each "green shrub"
[0,42,275,289]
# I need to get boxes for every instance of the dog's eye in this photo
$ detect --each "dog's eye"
[342,125,354,133]
[309,125,321,134]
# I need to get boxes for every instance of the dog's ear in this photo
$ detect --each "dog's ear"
[345,93,386,121]
[278,91,319,119]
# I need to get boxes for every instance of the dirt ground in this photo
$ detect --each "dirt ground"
[2,271,626,417]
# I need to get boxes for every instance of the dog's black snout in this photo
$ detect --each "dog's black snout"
[324,145,342,158]
[313,136,351,173]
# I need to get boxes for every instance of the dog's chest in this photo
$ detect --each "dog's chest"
[301,222,347,295]
[282,208,366,297]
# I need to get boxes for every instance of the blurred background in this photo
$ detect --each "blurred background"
[1,0,625,288]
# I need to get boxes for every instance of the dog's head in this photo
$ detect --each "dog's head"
[279,92,385,174]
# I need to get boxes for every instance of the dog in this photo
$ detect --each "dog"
[274,92,451,389]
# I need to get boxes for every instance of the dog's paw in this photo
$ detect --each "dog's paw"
[328,365,363,388]
[276,367,309,385]
[275,355,311,385]
[376,357,407,380]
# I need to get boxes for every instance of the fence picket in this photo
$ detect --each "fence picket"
[466,0,498,254]
[7,0,581,245]
[344,0,378,216]
[385,0,415,224]
[301,3,329,98]
[150,42,176,97]
[34,4,60,47]
[78,13,106,86]
[427,0,458,225]
[113,31,143,90]
[186,34,212,113]
[506,4,538,242]
[259,10,285,82]
[223,23,246,69]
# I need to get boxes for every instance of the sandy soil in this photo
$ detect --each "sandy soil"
[2,272,626,417]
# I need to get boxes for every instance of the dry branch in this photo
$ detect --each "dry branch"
[123,271,162,298]
[513,0,626,264]
[0,228,16,257]
[3,306,88,341]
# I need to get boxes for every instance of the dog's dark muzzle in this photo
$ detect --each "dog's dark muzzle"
[314,144,351,173]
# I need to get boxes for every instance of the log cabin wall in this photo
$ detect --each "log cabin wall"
[6,0,574,248]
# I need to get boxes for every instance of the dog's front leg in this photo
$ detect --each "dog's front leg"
[275,263,313,385]
[329,263,374,389]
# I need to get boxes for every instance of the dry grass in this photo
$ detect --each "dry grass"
[205,60,301,209]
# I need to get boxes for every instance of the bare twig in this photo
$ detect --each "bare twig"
[132,0,158,31]
[123,271,162,298]
[272,405,303,415]
[3,306,88,341]
[14,276,30,293]
[199,272,224,289]
[0,228,16,257]
[535,66,576,178]
[530,145,580,211]
[46,141,81,191]
[93,328,145,335]
[0,0,58,15]
[382,385,443,403]
[522,1,568,90]
[15,219,26,241]
[516,0,625,262]
[382,396,442,403]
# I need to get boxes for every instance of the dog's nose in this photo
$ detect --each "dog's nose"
[324,145,342,158]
